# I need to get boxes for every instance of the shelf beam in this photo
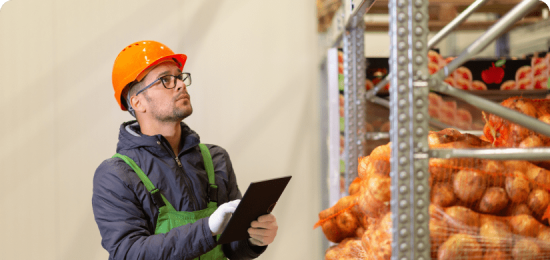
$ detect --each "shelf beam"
[369,0,545,16]
[429,0,490,46]
[433,82,550,138]
[431,0,541,77]
[364,16,541,31]
[430,147,550,160]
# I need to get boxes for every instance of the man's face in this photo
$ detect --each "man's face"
[140,62,192,122]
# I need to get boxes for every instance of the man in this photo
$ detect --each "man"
[92,40,278,260]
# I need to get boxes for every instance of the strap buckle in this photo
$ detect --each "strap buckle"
[150,188,166,208]
[208,184,218,203]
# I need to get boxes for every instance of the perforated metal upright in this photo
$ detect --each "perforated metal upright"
[388,0,430,259]
[343,8,367,190]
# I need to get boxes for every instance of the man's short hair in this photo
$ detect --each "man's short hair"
[124,80,145,117]
[127,80,145,100]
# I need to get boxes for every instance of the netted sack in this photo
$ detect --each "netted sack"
[429,156,509,211]
[502,160,550,223]
[358,204,550,259]
[437,233,483,260]
[483,97,550,148]
[443,206,481,236]
[360,206,457,260]
[430,153,550,260]
[428,128,490,147]
[356,170,391,218]
[324,237,367,260]
[358,145,390,180]
[361,212,391,260]
[318,128,550,259]
[478,187,509,214]
[317,195,360,243]
[479,216,513,257]
[349,177,363,196]
[428,142,550,218]
[430,205,450,259]
[436,210,550,259]
[537,226,550,254]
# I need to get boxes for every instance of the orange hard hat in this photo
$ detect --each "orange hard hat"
[112,40,187,110]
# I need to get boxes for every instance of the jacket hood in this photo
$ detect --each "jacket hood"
[116,120,201,156]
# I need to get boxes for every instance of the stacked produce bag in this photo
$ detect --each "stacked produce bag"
[316,98,550,259]
[483,97,550,148]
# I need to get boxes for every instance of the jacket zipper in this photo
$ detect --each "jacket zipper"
[174,155,199,211]
[175,157,183,167]
[160,140,199,211]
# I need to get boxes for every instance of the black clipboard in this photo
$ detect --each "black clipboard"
[217,176,292,244]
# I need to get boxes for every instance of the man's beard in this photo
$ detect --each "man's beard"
[144,92,192,122]
[155,106,191,122]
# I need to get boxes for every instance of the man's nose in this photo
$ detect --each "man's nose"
[175,80,186,92]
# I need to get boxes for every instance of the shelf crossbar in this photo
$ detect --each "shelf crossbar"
[430,147,550,160]
[431,0,541,82]
[366,0,489,99]
[428,0,490,48]
[433,82,550,138]
[345,0,377,30]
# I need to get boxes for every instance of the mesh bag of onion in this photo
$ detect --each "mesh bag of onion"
[316,128,550,259]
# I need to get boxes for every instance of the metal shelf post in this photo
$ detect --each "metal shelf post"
[343,9,367,193]
[389,0,431,259]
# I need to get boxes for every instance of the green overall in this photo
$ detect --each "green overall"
[112,144,227,260]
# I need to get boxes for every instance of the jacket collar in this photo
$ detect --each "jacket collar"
[116,120,201,156]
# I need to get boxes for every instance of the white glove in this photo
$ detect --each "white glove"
[209,200,240,236]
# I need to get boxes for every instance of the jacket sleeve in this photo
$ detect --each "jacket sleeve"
[215,148,268,259]
[92,158,218,260]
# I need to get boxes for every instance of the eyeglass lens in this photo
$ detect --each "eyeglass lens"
[160,73,191,89]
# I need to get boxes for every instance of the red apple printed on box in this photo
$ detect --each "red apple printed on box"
[481,60,505,84]
[372,68,390,90]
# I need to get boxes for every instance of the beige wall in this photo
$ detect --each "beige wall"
[0,0,322,259]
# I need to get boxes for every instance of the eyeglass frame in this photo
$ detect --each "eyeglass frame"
[134,72,191,96]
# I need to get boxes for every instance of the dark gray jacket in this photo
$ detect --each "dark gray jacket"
[92,121,265,260]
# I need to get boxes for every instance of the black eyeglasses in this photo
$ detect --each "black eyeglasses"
[135,72,191,96]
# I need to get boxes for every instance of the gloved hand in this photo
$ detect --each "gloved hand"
[209,200,240,236]
[248,214,278,246]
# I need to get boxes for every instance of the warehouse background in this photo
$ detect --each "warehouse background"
[0,0,322,259]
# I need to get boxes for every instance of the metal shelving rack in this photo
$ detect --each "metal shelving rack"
[319,0,550,258]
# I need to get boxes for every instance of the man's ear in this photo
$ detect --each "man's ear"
[131,95,147,113]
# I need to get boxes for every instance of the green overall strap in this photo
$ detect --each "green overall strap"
[112,153,167,208]
[198,144,218,203]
